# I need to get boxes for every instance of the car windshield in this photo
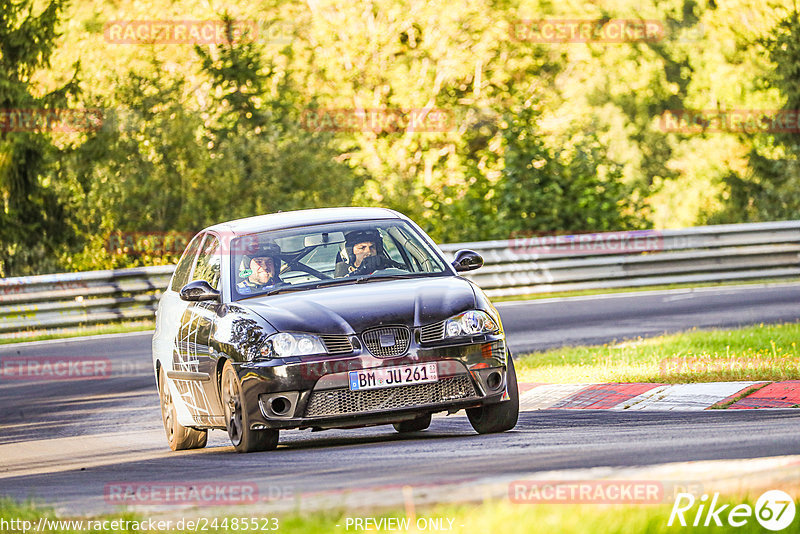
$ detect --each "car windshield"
[230,220,449,300]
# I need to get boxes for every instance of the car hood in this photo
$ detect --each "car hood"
[242,276,476,334]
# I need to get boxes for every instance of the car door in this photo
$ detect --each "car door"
[172,232,224,426]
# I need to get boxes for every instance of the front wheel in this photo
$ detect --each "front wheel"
[158,367,207,451]
[221,361,279,453]
[466,354,519,434]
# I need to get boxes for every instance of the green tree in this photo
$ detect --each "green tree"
[64,18,363,270]
[432,107,645,242]
[196,18,363,218]
[0,0,80,276]
[712,10,800,222]
[497,108,645,235]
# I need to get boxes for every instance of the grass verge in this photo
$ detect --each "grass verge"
[1,493,790,534]
[515,322,800,384]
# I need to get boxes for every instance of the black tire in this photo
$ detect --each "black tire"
[466,354,519,434]
[158,367,208,451]
[393,413,432,433]
[221,361,279,453]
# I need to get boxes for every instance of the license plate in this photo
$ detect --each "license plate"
[349,363,438,391]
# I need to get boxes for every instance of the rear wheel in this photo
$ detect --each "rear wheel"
[393,413,432,433]
[466,354,519,434]
[158,367,207,450]
[221,361,279,453]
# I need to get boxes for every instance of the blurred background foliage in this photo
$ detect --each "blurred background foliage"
[1,0,799,276]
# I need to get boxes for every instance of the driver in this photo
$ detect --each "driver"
[343,229,402,276]
[237,243,282,294]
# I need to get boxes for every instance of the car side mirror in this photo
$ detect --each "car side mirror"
[180,280,221,302]
[452,249,484,272]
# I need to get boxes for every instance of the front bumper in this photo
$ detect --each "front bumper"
[236,336,508,430]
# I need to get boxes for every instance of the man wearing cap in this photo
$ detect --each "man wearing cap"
[341,229,403,276]
[237,245,281,294]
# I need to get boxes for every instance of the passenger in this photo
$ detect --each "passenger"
[237,244,281,294]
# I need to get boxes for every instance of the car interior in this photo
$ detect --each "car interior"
[230,223,446,297]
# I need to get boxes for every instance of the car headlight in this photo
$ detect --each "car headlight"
[259,333,327,359]
[444,310,498,338]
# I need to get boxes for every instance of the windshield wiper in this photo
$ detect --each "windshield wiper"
[262,274,417,295]
[354,273,416,283]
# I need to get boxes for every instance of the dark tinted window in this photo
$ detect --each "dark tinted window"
[170,233,203,292]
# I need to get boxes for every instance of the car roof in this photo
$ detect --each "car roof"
[204,207,405,236]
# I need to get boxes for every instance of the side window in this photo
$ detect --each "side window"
[170,233,203,292]
[381,229,405,264]
[193,234,221,290]
[383,227,419,270]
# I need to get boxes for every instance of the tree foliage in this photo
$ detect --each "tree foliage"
[712,9,800,223]
[0,0,79,276]
[2,0,799,275]
[63,20,362,270]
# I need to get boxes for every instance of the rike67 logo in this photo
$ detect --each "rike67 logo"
[669,490,796,531]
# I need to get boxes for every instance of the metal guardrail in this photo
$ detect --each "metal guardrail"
[0,266,174,335]
[439,220,800,297]
[1,221,799,336]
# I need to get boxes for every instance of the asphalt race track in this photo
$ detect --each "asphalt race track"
[1,283,800,514]
[501,282,800,352]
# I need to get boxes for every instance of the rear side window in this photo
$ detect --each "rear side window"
[170,233,203,292]
[193,234,222,290]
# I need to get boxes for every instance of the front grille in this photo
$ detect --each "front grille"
[304,375,477,417]
[320,334,354,355]
[419,321,445,344]
[362,326,410,357]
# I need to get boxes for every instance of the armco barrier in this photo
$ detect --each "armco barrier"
[0,266,173,334]
[439,221,800,297]
[1,221,799,335]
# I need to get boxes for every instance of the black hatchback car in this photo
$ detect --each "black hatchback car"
[152,208,518,452]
